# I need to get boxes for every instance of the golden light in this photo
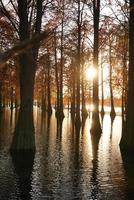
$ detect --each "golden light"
[85,67,96,80]
[86,104,94,112]
[90,104,94,112]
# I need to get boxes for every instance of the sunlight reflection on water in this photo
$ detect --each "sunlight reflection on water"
[0,108,132,200]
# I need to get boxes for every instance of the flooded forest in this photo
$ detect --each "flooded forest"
[0,0,134,199]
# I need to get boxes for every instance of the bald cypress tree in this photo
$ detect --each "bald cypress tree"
[120,0,134,153]
[11,0,43,152]
[90,0,101,134]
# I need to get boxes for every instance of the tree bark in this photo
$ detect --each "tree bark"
[11,0,43,152]
[91,0,101,134]
[100,60,105,118]
[11,51,36,152]
[120,0,134,153]
[47,54,52,115]
[59,13,65,120]
[75,0,81,125]
[109,40,116,120]
[54,30,60,116]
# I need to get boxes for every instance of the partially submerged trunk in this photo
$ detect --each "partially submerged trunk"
[11,0,43,152]
[120,0,134,153]
[54,30,60,116]
[10,86,14,110]
[109,41,116,120]
[91,0,101,134]
[11,52,36,152]
[75,0,81,125]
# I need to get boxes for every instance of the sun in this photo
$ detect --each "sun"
[85,67,96,80]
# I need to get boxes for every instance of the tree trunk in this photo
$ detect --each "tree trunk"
[59,15,64,120]
[100,60,105,118]
[75,0,81,125]
[11,52,36,152]
[41,77,46,112]
[0,82,2,113]
[109,41,116,120]
[120,0,134,153]
[54,30,60,116]
[71,62,76,118]
[11,0,43,152]
[10,86,14,110]
[47,54,52,115]
[91,0,101,134]
[81,65,88,120]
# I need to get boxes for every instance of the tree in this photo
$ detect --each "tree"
[120,0,134,153]
[90,0,101,134]
[10,0,43,152]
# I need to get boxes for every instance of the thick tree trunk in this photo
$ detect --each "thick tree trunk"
[120,0,134,153]
[11,52,36,152]
[91,0,101,134]
[11,0,43,152]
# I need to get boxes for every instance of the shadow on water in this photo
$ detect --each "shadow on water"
[11,152,35,200]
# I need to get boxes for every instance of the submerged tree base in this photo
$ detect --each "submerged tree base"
[75,114,81,128]
[55,110,65,121]
[10,129,36,153]
[81,109,88,120]
[90,113,102,135]
[120,121,134,155]
[10,109,36,152]
[110,109,116,121]
[100,108,105,119]
[120,140,134,155]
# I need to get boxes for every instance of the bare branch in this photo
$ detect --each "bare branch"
[0,28,56,67]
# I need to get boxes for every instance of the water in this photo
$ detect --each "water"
[0,108,134,200]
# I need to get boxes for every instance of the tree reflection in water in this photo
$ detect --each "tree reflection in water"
[0,108,131,200]
[90,132,101,199]
[11,152,35,200]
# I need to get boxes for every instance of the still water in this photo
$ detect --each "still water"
[0,108,134,200]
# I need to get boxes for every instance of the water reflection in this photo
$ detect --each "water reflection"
[0,108,131,200]
[11,152,35,200]
[90,133,101,199]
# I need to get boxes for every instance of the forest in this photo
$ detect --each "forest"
[0,0,134,199]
